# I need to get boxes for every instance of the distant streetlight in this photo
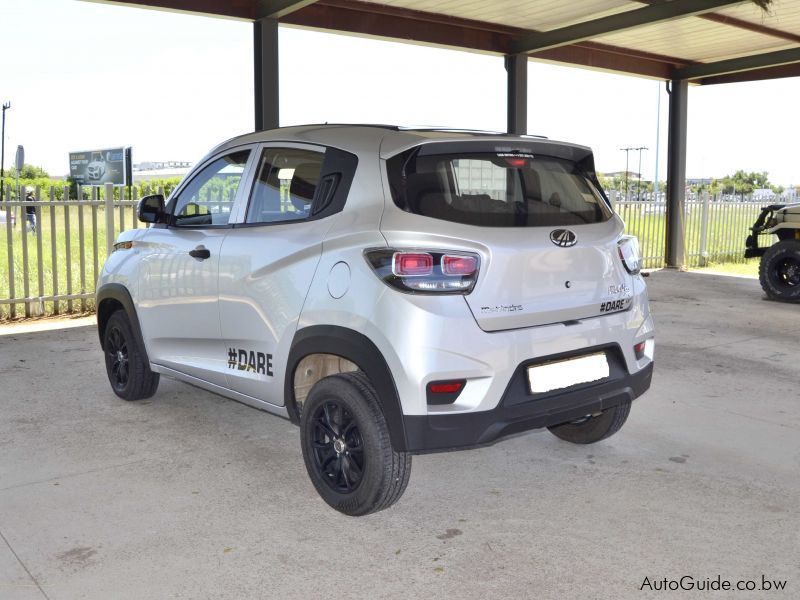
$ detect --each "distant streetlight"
[621,147,633,199]
[1,101,10,203]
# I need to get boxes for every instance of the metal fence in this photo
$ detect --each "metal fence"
[0,185,776,321]
[0,182,154,320]
[613,193,771,269]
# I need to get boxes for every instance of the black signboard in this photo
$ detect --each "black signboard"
[69,147,130,185]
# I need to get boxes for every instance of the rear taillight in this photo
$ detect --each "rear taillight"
[365,249,480,294]
[393,252,434,276]
[442,254,478,276]
[617,235,642,275]
[634,339,654,361]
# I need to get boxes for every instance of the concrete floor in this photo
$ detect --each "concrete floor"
[1,270,798,599]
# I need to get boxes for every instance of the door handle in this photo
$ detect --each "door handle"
[189,246,211,260]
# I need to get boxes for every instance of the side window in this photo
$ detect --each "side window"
[246,147,326,224]
[173,150,250,227]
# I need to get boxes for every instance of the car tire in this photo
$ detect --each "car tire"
[300,371,411,516]
[759,239,800,303]
[547,401,631,444]
[103,310,159,401]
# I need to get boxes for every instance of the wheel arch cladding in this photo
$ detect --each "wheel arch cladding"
[286,325,409,452]
[96,283,150,363]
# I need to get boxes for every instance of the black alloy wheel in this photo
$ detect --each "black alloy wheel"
[310,401,365,493]
[300,371,411,516]
[773,257,800,288]
[102,310,160,401]
[105,324,130,392]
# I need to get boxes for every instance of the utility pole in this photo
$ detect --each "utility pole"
[636,146,648,201]
[621,147,632,200]
[653,81,661,200]
[1,101,10,203]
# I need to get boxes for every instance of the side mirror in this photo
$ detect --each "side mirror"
[138,194,166,224]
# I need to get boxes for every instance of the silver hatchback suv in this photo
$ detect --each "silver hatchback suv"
[97,125,654,515]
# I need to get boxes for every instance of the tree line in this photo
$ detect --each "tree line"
[599,169,792,198]
[1,164,182,200]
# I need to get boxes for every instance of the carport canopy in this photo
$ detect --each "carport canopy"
[89,0,800,268]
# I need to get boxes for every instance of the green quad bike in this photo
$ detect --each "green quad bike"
[745,203,800,302]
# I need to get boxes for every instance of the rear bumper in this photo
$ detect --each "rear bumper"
[403,349,653,453]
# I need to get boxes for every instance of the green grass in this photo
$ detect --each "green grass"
[691,259,760,278]
[0,204,140,320]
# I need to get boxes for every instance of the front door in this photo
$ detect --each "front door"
[136,148,253,385]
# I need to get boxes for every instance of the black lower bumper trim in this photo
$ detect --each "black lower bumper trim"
[404,360,653,453]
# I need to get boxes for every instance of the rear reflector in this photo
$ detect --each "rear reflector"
[393,252,433,276]
[634,341,646,359]
[426,379,466,405]
[429,381,463,394]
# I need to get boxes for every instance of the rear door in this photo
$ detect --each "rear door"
[218,143,353,404]
[382,145,633,332]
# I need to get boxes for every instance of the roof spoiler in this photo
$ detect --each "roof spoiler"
[413,139,598,178]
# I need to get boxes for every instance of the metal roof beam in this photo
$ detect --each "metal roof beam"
[257,0,317,19]
[511,0,747,55]
[697,62,800,85]
[83,0,256,19]
[675,47,800,80]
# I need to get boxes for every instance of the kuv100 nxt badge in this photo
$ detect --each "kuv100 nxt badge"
[227,348,274,376]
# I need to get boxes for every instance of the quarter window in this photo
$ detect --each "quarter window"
[246,148,326,224]
[172,150,250,227]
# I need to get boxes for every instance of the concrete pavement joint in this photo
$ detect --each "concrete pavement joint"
[719,408,800,431]
[0,456,157,493]
[694,331,800,351]
[646,393,800,432]
[0,528,51,600]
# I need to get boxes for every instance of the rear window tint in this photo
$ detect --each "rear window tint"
[387,150,611,227]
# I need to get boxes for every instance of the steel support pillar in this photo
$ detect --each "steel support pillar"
[505,54,527,135]
[254,17,279,131]
[665,79,688,268]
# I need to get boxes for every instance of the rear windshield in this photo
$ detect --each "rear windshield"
[386,150,612,227]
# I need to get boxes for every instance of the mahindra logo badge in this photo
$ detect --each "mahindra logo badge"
[550,229,577,248]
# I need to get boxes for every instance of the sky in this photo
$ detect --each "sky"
[1,0,799,186]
